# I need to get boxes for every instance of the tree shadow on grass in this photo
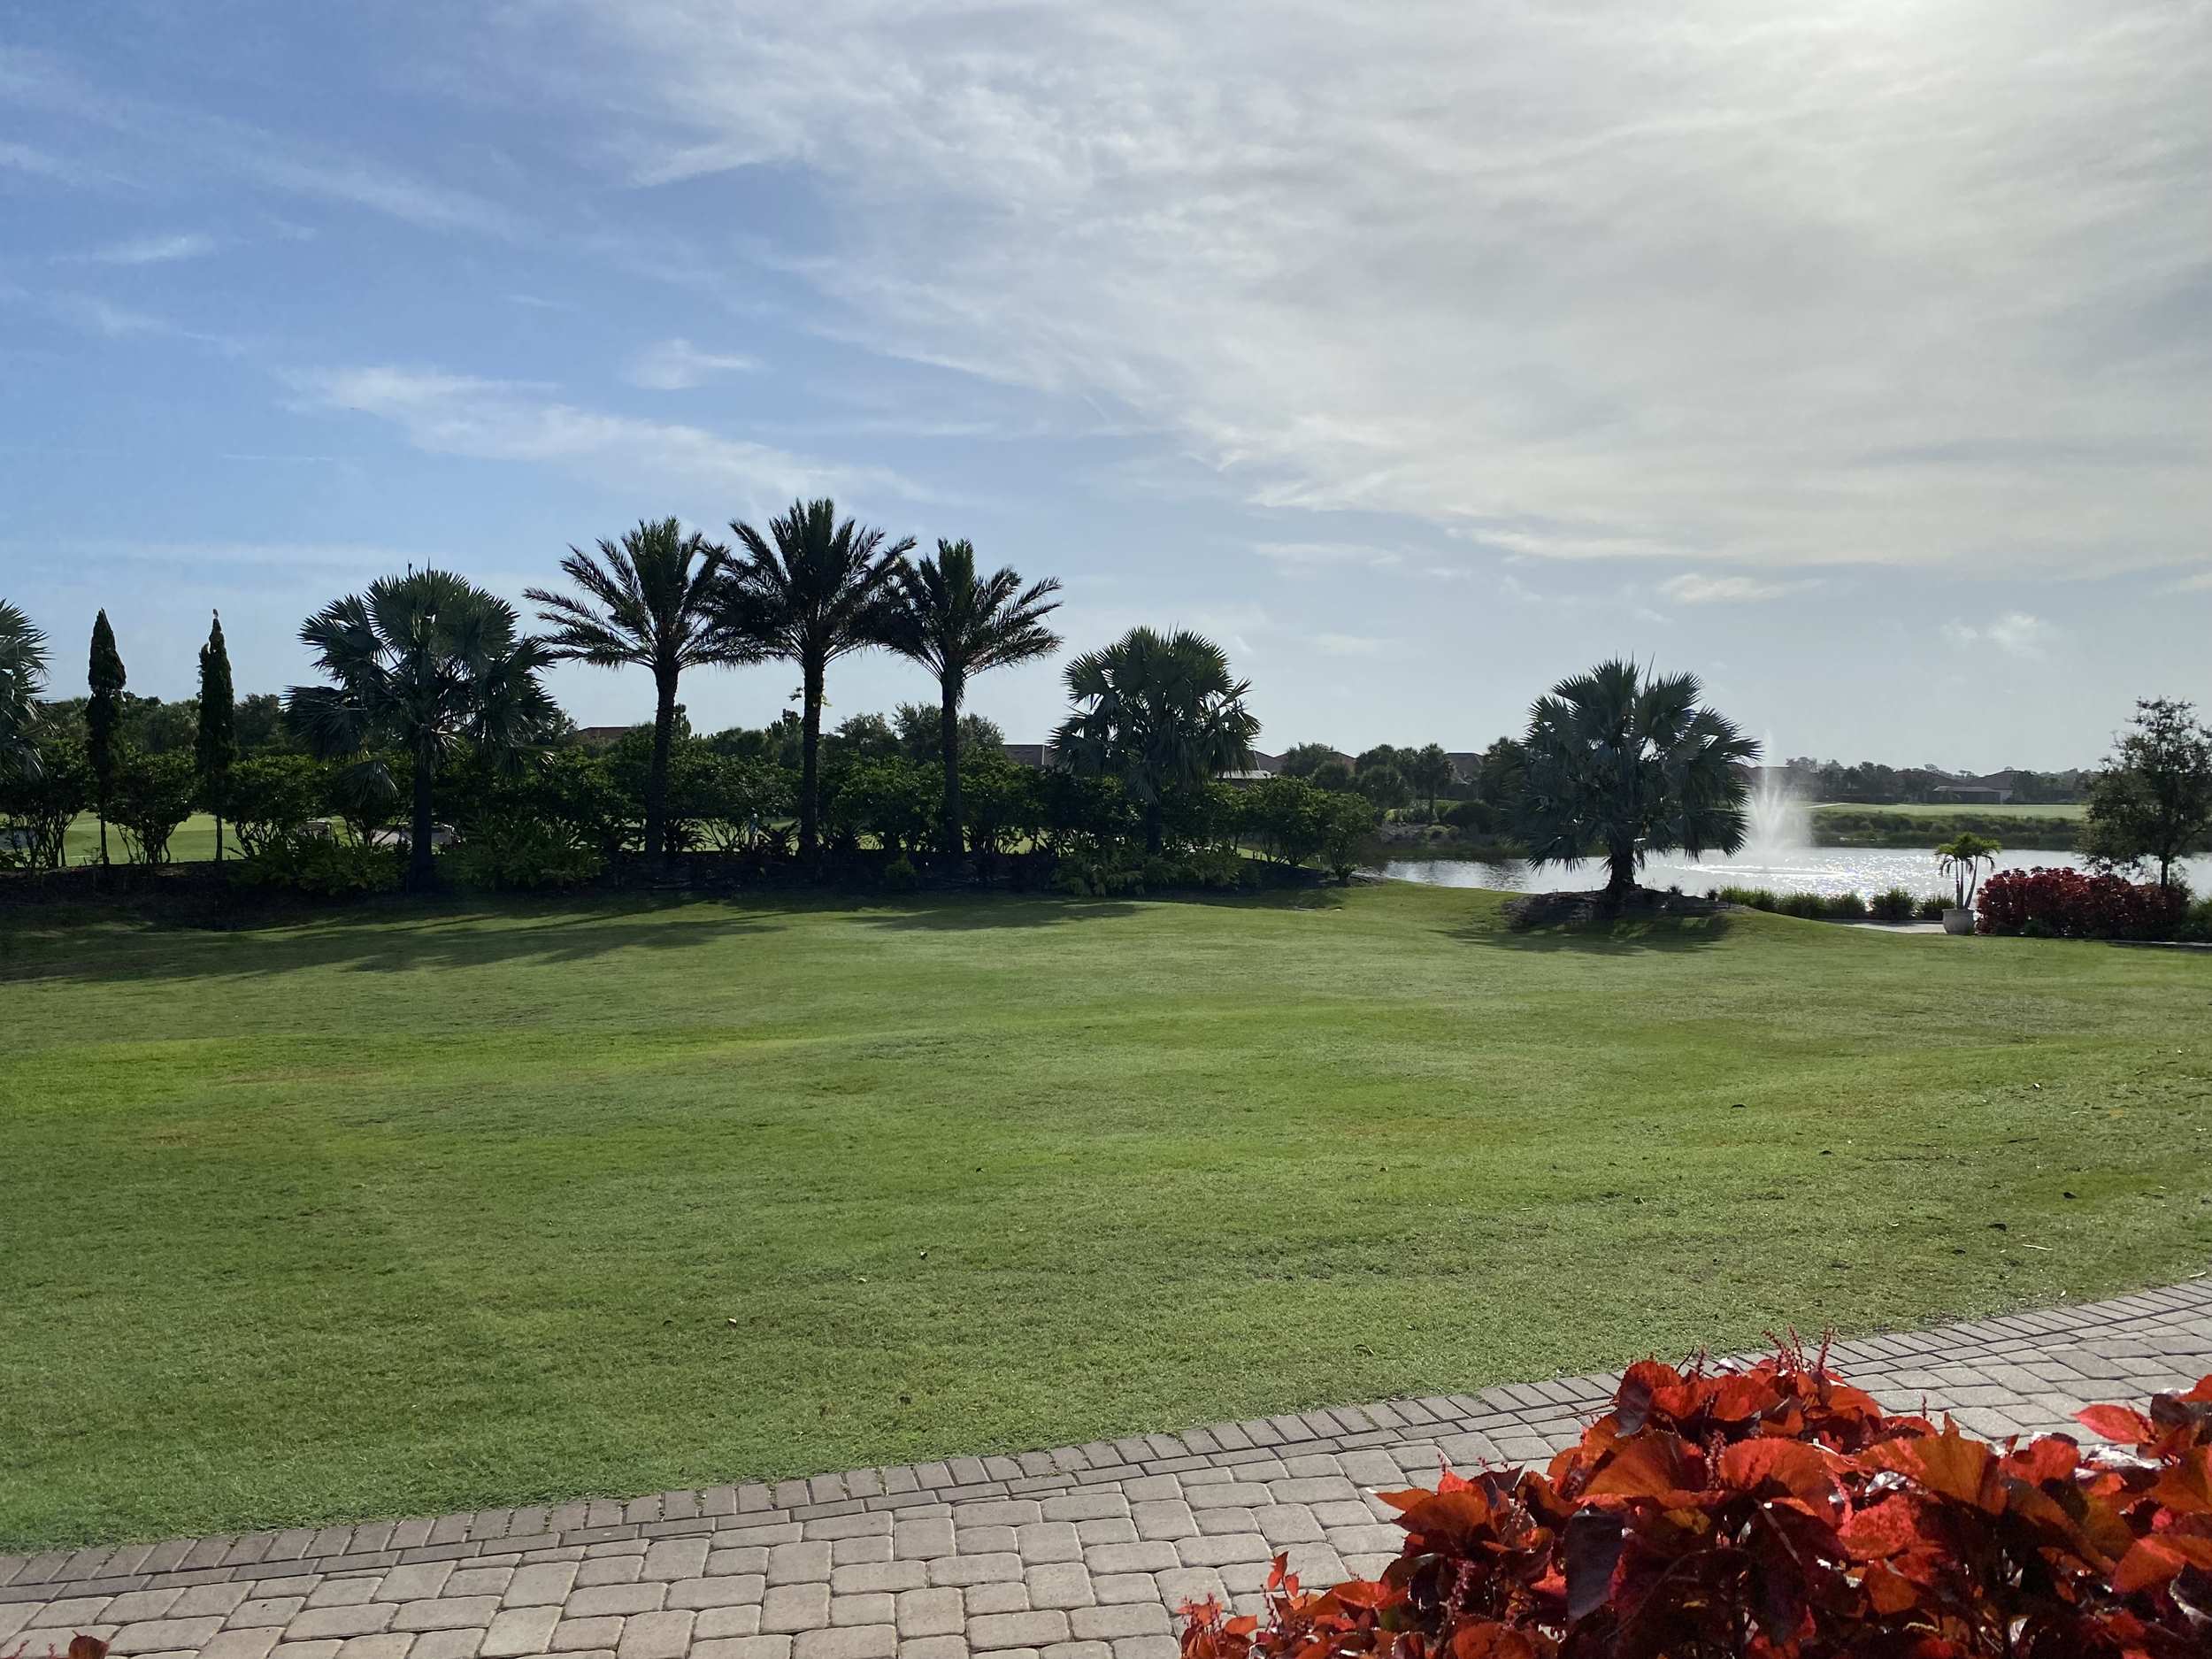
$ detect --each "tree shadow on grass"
[0,899,790,985]
[1443,911,1736,955]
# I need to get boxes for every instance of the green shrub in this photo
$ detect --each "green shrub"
[1869,886,1918,921]
[0,733,90,868]
[224,753,330,855]
[231,839,401,897]
[1053,871,1088,898]
[1828,890,1869,919]
[880,855,918,892]
[1318,791,1377,883]
[1716,885,1779,911]
[1138,855,1178,891]
[825,756,938,857]
[445,820,605,891]
[1917,894,1949,920]
[960,755,1044,855]
[111,749,199,864]
[1179,846,1249,890]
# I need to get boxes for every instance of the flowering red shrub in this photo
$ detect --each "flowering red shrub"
[1179,1340,2212,1657]
[1977,866,2189,940]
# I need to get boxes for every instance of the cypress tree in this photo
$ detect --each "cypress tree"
[87,608,127,870]
[195,611,236,860]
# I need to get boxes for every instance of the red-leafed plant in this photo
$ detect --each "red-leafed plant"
[1180,1340,2212,1657]
[5,1637,110,1659]
[1976,866,2190,940]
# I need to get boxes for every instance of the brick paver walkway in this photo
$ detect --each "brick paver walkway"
[6,1280,2209,1659]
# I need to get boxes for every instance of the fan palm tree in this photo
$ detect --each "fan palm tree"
[883,539,1062,856]
[716,499,915,860]
[1053,626,1259,854]
[0,599,47,780]
[1405,742,1456,818]
[526,518,752,864]
[1512,657,1760,910]
[287,569,560,889]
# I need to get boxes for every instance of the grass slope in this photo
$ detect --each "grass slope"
[4,884,2209,1548]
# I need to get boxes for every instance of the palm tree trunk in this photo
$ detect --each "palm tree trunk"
[646,666,677,864]
[1145,803,1164,856]
[214,813,224,863]
[1605,842,1636,909]
[409,749,436,890]
[940,673,964,860]
[798,653,824,861]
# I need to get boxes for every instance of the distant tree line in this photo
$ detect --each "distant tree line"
[1778,757,2088,806]
[8,541,2200,904]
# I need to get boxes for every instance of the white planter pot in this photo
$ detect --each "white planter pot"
[1943,907,1976,935]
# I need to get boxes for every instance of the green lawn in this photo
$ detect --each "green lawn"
[4,884,2209,1549]
[62,810,227,865]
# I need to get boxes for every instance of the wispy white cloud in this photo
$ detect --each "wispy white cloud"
[294,364,937,509]
[1941,612,2057,658]
[626,337,758,390]
[50,294,166,337]
[1250,541,1402,572]
[513,0,2212,577]
[1305,632,1391,657]
[65,231,219,265]
[1660,572,1821,605]
[0,139,108,185]
[1,46,519,234]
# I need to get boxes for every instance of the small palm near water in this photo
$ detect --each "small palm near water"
[1938,831,2001,934]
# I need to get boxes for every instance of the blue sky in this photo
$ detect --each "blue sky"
[3,0,2207,767]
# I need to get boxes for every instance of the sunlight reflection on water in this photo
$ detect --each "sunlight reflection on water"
[1372,847,2212,900]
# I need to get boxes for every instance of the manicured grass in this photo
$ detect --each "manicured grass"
[62,810,227,866]
[4,884,2209,1548]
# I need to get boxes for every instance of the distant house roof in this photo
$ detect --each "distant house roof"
[1933,780,2014,803]
[1446,750,1482,781]
[573,725,633,749]
[1000,741,1058,769]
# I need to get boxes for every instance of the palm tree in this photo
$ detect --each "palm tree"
[1053,626,1259,854]
[526,518,752,864]
[287,569,559,889]
[0,600,47,780]
[717,500,916,860]
[1406,742,1455,818]
[1513,657,1760,910]
[883,540,1062,856]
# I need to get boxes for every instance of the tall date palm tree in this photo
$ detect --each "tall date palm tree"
[1512,657,1759,910]
[884,539,1062,856]
[526,518,751,864]
[1053,626,1258,854]
[288,569,559,890]
[717,500,914,860]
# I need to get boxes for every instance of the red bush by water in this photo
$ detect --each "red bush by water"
[1179,1339,2212,1657]
[1976,866,2188,940]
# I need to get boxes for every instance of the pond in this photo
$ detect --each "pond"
[1371,845,2212,900]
